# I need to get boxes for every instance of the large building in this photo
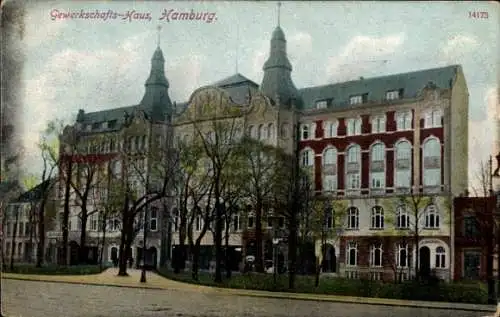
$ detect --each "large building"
[50,16,469,279]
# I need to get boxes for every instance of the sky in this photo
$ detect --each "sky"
[15,0,499,188]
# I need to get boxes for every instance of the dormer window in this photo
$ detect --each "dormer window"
[316,100,328,109]
[92,122,101,130]
[350,95,363,105]
[108,120,117,129]
[86,125,92,132]
[386,90,401,100]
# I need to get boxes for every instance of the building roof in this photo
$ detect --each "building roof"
[298,65,460,110]
[14,179,54,203]
[212,73,259,105]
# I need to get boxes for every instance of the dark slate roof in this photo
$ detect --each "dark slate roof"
[213,73,259,105]
[213,73,257,88]
[298,65,460,110]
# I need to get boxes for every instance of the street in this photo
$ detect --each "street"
[1,279,489,317]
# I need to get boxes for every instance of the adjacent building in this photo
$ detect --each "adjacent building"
[49,15,469,279]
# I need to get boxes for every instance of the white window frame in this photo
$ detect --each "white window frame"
[267,123,275,140]
[371,116,386,133]
[346,173,360,190]
[422,138,441,187]
[346,118,361,136]
[195,216,202,231]
[350,95,363,105]
[346,242,358,266]
[371,172,385,189]
[301,149,314,167]
[435,246,446,268]
[323,174,337,192]
[149,207,158,231]
[233,214,240,232]
[316,100,327,109]
[370,243,383,267]
[396,205,410,229]
[249,125,256,138]
[301,124,310,140]
[386,90,400,100]
[396,111,412,131]
[259,124,267,140]
[425,204,440,229]
[424,109,442,128]
[324,121,338,138]
[323,148,337,165]
[347,207,359,229]
[370,206,384,229]
[397,244,408,267]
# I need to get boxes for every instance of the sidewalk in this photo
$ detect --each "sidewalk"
[2,268,497,314]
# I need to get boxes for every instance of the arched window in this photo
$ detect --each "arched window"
[301,124,309,140]
[134,136,140,151]
[371,206,384,229]
[347,242,358,266]
[346,145,361,190]
[141,136,148,149]
[370,243,383,267]
[347,207,359,229]
[323,148,337,165]
[397,244,408,267]
[370,143,386,189]
[249,125,257,139]
[396,205,410,229]
[301,149,314,167]
[267,123,275,139]
[435,246,446,268]
[109,140,116,152]
[395,140,412,189]
[422,138,441,187]
[425,204,440,228]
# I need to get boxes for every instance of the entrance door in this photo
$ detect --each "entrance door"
[419,246,431,277]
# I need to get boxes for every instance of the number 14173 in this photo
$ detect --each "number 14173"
[469,11,489,19]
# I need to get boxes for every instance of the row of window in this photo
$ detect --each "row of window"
[172,214,285,232]
[4,222,36,237]
[86,120,118,131]
[248,123,276,140]
[345,242,446,269]
[344,204,441,230]
[3,241,28,258]
[301,109,442,140]
[303,137,442,190]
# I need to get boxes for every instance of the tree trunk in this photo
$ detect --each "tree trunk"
[9,211,19,270]
[288,220,298,290]
[254,201,264,273]
[99,215,107,271]
[61,159,73,266]
[414,233,420,281]
[36,199,47,267]
[225,226,232,279]
[79,211,88,264]
[191,244,200,281]
[118,213,129,276]
[214,199,223,283]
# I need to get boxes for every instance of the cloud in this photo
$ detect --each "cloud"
[167,54,206,101]
[325,33,405,82]
[440,35,479,64]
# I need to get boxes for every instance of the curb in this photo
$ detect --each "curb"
[3,275,496,313]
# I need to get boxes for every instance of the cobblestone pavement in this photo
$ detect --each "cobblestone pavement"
[2,279,489,317]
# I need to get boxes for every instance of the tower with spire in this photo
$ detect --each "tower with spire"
[260,2,302,109]
[140,25,173,122]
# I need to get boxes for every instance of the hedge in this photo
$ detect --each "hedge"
[2,264,107,275]
[157,269,488,305]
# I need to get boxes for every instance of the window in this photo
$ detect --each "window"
[346,242,358,266]
[248,125,256,138]
[91,215,98,231]
[301,124,310,140]
[371,116,386,133]
[233,214,240,231]
[370,143,385,189]
[173,209,179,232]
[422,138,441,187]
[301,149,314,167]
[463,250,481,279]
[397,244,408,267]
[347,207,359,229]
[267,123,275,140]
[350,95,363,105]
[195,216,202,231]
[435,246,446,268]
[396,111,412,130]
[346,145,361,190]
[386,90,400,100]
[325,208,334,229]
[323,148,337,165]
[346,173,360,190]
[395,140,412,188]
[464,216,479,238]
[259,124,267,140]
[424,109,442,128]
[396,205,410,229]
[280,123,289,138]
[370,243,383,267]
[425,204,440,229]
[346,118,362,136]
[149,207,158,231]
[324,121,338,138]
[248,216,255,228]
[316,100,327,109]
[371,206,384,229]
[323,175,337,192]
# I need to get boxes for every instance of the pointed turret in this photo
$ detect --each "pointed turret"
[260,3,302,109]
[140,30,173,122]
